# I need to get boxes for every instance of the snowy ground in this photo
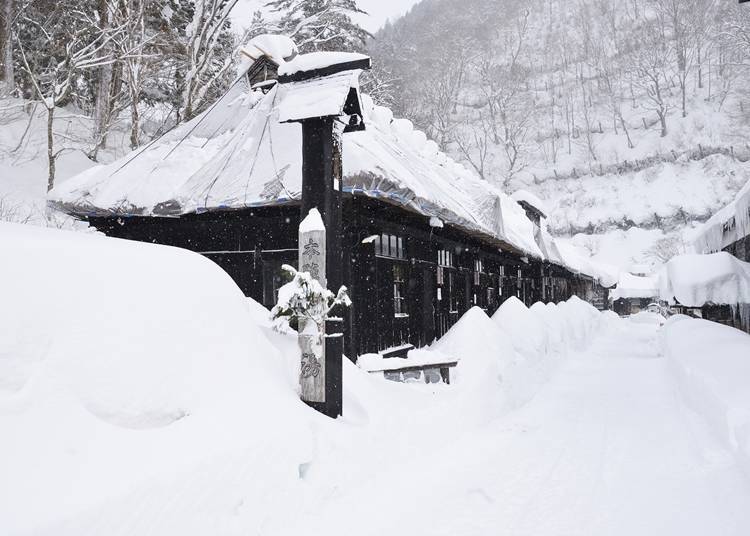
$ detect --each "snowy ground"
[2,224,750,535]
[270,315,750,536]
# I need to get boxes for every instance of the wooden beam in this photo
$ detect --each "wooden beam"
[278,58,372,84]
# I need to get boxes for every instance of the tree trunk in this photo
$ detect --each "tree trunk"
[658,111,667,138]
[130,96,140,149]
[47,106,56,192]
[619,113,634,149]
[91,0,113,157]
[1,0,14,94]
[680,75,687,118]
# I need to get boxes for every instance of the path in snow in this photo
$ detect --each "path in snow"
[279,317,750,535]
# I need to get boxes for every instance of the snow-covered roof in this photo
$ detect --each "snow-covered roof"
[693,178,750,253]
[658,252,750,307]
[610,272,658,300]
[277,69,359,122]
[240,34,298,66]
[538,227,564,265]
[278,51,370,78]
[49,68,544,258]
[49,40,620,276]
[555,241,619,288]
[511,189,548,219]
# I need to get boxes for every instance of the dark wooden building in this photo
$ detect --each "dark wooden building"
[50,41,615,358]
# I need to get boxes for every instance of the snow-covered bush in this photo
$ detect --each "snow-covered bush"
[270,264,351,331]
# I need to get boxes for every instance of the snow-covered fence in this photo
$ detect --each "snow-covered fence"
[537,144,750,185]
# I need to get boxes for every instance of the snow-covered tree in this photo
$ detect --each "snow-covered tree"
[271,264,351,332]
[179,0,238,121]
[14,0,123,189]
[267,0,370,53]
[0,0,16,95]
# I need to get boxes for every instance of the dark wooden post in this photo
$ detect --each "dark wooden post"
[278,52,371,418]
[299,118,344,418]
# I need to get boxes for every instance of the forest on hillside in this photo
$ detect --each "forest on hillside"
[369,0,750,187]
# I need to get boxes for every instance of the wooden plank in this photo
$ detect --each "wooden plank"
[367,361,458,374]
[278,58,372,84]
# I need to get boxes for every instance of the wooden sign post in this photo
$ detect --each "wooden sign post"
[298,208,327,404]
[277,51,371,418]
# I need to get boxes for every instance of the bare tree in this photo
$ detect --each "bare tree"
[180,0,239,121]
[473,7,531,181]
[1,0,17,94]
[627,21,674,137]
[119,0,149,149]
[454,119,490,182]
[14,5,123,190]
[645,234,686,263]
[414,36,473,150]
[652,0,707,118]
[91,0,115,156]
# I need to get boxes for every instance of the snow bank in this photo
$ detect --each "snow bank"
[658,252,750,306]
[432,306,515,386]
[661,316,750,477]
[0,222,309,534]
[535,154,750,237]
[428,297,605,415]
[491,296,548,359]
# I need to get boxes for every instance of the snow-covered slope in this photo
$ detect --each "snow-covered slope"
[370,0,750,272]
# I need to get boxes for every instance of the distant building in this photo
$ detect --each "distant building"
[611,272,659,316]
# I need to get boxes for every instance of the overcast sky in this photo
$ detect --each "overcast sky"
[355,0,420,32]
[230,0,420,35]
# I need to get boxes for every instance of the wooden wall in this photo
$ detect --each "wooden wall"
[88,197,606,359]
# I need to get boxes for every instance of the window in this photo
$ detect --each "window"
[393,265,408,317]
[448,272,459,313]
[438,249,453,267]
[374,233,406,258]
[473,258,483,285]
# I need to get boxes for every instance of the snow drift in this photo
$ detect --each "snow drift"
[661,316,750,478]
[0,222,309,534]
[0,221,612,535]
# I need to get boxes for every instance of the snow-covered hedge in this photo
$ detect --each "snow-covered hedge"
[661,316,750,478]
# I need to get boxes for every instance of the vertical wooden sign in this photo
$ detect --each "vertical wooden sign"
[298,208,326,404]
